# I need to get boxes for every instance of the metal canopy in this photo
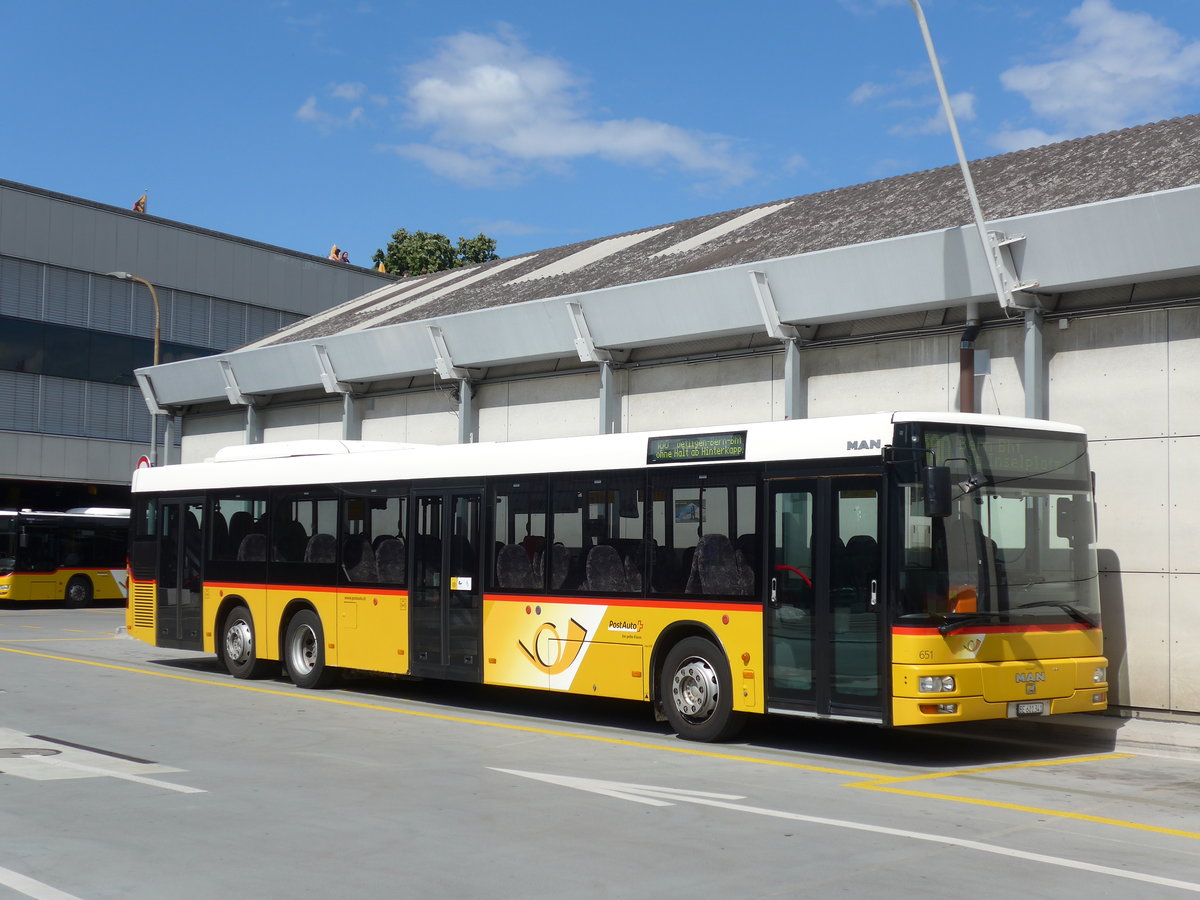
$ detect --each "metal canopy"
[138,183,1200,410]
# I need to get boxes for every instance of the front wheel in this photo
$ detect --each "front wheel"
[660,636,745,742]
[64,576,93,608]
[284,609,339,689]
[221,604,274,679]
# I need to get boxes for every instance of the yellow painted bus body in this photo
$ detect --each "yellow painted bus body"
[1,568,128,604]
[891,625,1107,725]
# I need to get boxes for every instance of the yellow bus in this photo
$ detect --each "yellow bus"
[1,508,129,606]
[125,412,1107,741]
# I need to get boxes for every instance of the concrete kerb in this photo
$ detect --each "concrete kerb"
[940,712,1200,760]
[1052,712,1200,759]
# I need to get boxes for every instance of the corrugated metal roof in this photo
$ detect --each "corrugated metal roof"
[250,114,1200,348]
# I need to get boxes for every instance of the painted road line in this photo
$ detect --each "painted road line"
[0,865,84,900]
[496,769,1200,893]
[3,643,1192,843]
[846,755,1200,841]
[27,755,205,794]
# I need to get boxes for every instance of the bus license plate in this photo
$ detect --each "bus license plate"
[1010,701,1047,717]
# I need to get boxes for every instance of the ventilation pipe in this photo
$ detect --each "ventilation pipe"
[958,303,981,414]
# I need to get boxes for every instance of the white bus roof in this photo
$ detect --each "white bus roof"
[131,412,1085,495]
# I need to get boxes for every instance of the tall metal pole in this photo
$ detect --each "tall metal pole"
[108,272,161,464]
[909,0,1007,311]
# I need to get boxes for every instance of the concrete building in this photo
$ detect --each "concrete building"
[137,115,1200,718]
[0,180,392,509]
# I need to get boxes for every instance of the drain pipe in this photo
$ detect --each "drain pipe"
[959,302,980,414]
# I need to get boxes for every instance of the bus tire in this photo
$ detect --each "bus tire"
[284,609,339,689]
[221,604,272,679]
[660,636,745,742]
[64,576,93,608]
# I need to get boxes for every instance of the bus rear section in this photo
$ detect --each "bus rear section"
[0,509,129,606]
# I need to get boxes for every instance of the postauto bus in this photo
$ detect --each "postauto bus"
[1,508,129,606]
[125,412,1106,741]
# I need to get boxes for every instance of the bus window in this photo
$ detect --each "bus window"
[271,491,337,564]
[490,480,547,591]
[549,474,644,594]
[209,492,268,562]
[650,474,757,596]
[341,487,408,585]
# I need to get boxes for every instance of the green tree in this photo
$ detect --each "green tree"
[372,228,499,276]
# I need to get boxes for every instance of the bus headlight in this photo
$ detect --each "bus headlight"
[918,675,955,693]
[1093,666,1107,684]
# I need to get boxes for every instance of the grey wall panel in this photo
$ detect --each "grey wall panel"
[1,183,390,315]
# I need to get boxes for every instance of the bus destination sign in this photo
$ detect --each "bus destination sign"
[647,431,747,465]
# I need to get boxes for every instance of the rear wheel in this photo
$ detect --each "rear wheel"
[284,609,340,689]
[660,636,745,742]
[221,604,273,679]
[64,576,93,608]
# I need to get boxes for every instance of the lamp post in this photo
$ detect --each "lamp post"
[107,271,161,465]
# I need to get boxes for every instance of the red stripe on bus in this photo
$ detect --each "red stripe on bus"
[485,593,754,612]
[892,623,1091,635]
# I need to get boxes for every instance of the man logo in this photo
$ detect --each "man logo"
[847,439,883,451]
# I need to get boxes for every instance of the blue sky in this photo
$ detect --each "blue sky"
[5,0,1200,264]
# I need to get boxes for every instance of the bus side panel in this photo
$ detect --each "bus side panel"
[334,587,410,675]
[265,585,339,664]
[59,568,129,602]
[482,595,764,710]
[203,583,272,658]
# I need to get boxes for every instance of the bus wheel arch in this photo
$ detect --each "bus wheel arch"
[281,602,340,690]
[219,601,275,680]
[654,627,745,743]
[64,575,93,608]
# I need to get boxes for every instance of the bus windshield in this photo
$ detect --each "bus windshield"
[895,424,1100,630]
[0,515,15,575]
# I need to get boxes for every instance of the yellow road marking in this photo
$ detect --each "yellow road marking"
[846,755,1200,841]
[0,637,119,643]
[3,643,1195,841]
[0,645,869,777]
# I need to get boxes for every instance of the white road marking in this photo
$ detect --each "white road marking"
[26,754,205,794]
[0,865,84,900]
[493,769,1200,894]
[0,728,203,793]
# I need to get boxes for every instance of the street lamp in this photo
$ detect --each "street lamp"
[107,271,161,464]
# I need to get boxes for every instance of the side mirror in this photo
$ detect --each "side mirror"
[922,466,952,518]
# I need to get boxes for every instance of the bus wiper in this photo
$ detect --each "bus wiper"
[1014,600,1099,628]
[936,611,1008,636]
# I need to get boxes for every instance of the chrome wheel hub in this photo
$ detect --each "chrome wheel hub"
[225,620,252,663]
[671,657,718,720]
[289,624,318,675]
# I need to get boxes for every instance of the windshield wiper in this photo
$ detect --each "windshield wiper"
[1014,600,1099,628]
[936,611,1009,635]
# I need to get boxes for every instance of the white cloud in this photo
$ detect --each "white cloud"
[295,85,369,134]
[331,82,367,101]
[889,91,977,136]
[383,143,515,187]
[396,26,754,186]
[849,81,888,105]
[1000,0,1200,134]
[990,127,1066,153]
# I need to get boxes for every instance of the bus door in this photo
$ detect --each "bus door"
[409,489,483,682]
[156,497,205,650]
[766,476,883,718]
